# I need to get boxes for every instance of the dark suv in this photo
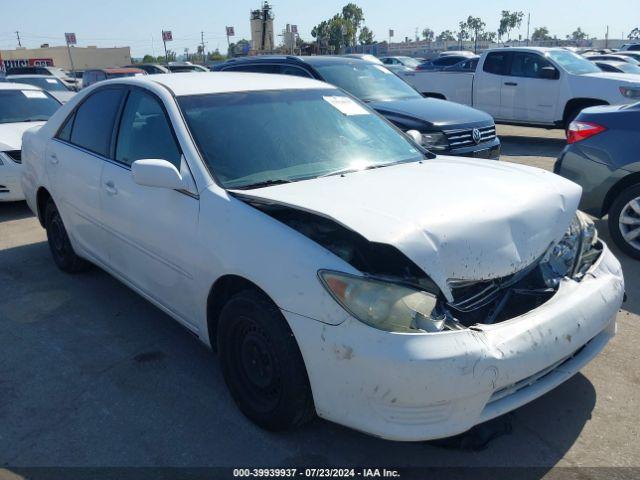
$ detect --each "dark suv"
[214,56,500,159]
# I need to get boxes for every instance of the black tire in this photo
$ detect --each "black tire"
[608,184,640,260]
[44,199,90,273]
[217,289,315,431]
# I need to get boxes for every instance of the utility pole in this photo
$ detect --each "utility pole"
[15,31,21,47]
[201,31,206,63]
[605,25,609,48]
[162,30,168,65]
[526,13,530,45]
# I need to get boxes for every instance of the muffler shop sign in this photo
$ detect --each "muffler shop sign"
[1,58,54,71]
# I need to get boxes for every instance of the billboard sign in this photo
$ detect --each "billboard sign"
[65,33,77,45]
[226,26,235,37]
[2,58,55,71]
[162,30,173,42]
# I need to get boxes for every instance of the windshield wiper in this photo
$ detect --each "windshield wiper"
[233,178,294,190]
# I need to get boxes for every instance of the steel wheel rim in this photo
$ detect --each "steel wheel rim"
[619,196,640,251]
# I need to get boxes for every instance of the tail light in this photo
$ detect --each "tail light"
[566,121,606,144]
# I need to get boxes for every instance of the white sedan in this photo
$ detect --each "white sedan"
[21,73,625,441]
[0,82,61,201]
[5,74,76,103]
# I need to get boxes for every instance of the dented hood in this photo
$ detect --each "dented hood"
[232,157,581,295]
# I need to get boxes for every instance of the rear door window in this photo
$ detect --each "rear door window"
[69,87,125,157]
[277,65,313,77]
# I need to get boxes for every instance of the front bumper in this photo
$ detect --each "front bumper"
[0,162,25,202]
[285,242,624,441]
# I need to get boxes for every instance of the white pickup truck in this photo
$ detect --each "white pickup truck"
[400,47,640,128]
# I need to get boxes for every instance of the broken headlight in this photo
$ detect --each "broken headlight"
[540,211,599,286]
[318,271,444,333]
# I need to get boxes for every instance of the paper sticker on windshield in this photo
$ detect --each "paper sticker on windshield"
[323,96,369,116]
[46,79,58,84]
[22,90,48,99]
[373,64,392,74]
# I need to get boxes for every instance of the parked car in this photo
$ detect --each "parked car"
[620,43,640,51]
[442,56,480,72]
[380,56,422,69]
[399,47,640,128]
[124,63,170,75]
[167,62,209,73]
[416,55,471,71]
[555,102,640,259]
[215,56,500,158]
[4,74,76,103]
[584,54,640,66]
[82,68,146,88]
[0,82,61,201]
[613,51,640,63]
[5,66,78,90]
[592,60,640,74]
[21,72,624,440]
[342,53,384,65]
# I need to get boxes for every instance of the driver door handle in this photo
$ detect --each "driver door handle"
[49,153,58,165]
[504,82,518,86]
[104,180,118,195]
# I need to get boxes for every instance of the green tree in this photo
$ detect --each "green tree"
[141,54,155,63]
[458,20,470,45]
[464,16,486,52]
[531,26,551,42]
[358,26,375,45]
[341,3,364,47]
[569,27,588,41]
[436,30,456,42]
[479,31,496,42]
[422,28,434,42]
[498,10,524,41]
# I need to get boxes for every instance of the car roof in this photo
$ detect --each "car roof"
[5,74,61,79]
[0,81,41,91]
[484,46,566,54]
[118,71,332,96]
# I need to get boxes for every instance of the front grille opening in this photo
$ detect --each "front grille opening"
[446,262,557,327]
[4,150,22,163]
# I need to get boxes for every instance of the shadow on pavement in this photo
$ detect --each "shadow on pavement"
[499,134,566,159]
[0,201,34,223]
[0,240,597,474]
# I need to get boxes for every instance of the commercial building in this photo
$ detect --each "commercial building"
[0,45,131,72]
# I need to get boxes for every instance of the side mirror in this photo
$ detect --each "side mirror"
[131,159,185,190]
[540,66,559,80]
[406,129,423,145]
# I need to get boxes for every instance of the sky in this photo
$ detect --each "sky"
[1,0,638,57]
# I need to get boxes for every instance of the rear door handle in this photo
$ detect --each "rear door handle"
[49,153,58,164]
[104,180,118,195]
[504,82,518,86]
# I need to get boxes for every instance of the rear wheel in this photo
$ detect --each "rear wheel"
[44,199,90,273]
[608,184,640,260]
[217,289,315,431]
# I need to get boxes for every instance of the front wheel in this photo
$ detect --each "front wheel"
[217,289,315,431]
[44,199,90,273]
[608,184,640,260]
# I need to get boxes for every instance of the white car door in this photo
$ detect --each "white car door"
[46,86,126,264]
[99,87,200,327]
[474,51,510,118]
[500,52,560,123]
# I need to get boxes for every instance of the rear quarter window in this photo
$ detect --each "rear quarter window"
[483,52,510,75]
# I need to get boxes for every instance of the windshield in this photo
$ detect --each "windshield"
[0,90,60,123]
[312,61,422,102]
[178,88,425,189]
[8,77,69,91]
[547,50,602,75]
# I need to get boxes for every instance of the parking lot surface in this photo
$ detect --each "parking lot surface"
[1,125,639,473]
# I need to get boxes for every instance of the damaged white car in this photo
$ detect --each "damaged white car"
[21,73,625,441]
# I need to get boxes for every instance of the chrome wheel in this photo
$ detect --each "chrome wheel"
[619,196,640,251]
